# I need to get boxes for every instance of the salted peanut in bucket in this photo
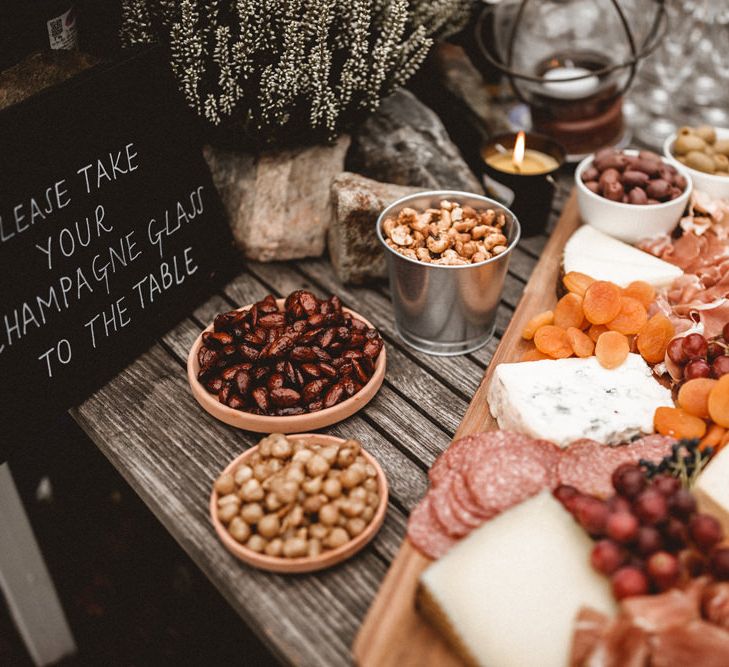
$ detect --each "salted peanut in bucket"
[377,191,521,356]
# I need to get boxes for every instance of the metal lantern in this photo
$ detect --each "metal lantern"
[476,0,667,156]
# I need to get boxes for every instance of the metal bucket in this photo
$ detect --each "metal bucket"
[377,190,521,356]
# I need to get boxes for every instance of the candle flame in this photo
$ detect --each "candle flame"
[512,131,526,170]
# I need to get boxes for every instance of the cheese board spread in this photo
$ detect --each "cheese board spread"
[355,181,729,666]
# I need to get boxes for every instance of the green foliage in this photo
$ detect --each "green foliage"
[120,0,473,145]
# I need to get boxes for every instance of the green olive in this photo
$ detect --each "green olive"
[673,133,707,155]
[714,154,729,171]
[695,125,717,144]
[714,139,729,156]
[685,150,716,173]
[677,126,694,137]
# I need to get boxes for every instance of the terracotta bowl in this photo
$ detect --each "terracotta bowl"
[209,433,389,573]
[187,299,386,433]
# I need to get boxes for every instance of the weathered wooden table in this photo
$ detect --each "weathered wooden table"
[69,176,572,666]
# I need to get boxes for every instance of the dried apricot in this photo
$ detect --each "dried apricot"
[534,325,573,359]
[708,375,729,428]
[606,297,648,335]
[554,293,584,330]
[587,324,608,343]
[563,271,595,296]
[522,310,554,340]
[583,281,622,324]
[521,348,551,362]
[566,327,595,358]
[678,378,717,418]
[622,281,655,309]
[700,423,726,451]
[636,313,675,364]
[594,331,630,369]
[654,406,707,440]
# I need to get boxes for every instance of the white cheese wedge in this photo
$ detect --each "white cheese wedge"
[694,445,729,538]
[419,491,616,667]
[487,354,673,447]
[563,225,683,288]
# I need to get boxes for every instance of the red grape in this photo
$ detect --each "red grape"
[636,526,664,555]
[710,548,729,580]
[685,358,712,379]
[612,566,649,600]
[712,355,729,379]
[612,464,646,499]
[667,337,688,364]
[723,322,729,342]
[662,517,688,551]
[576,497,609,536]
[678,548,706,578]
[689,514,724,552]
[647,551,680,590]
[608,495,632,514]
[606,512,639,543]
[683,333,708,360]
[669,488,697,520]
[554,484,580,512]
[634,489,668,525]
[652,475,681,497]
[591,539,624,575]
[708,342,725,361]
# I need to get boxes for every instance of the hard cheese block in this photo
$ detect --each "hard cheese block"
[418,491,616,667]
[563,225,683,288]
[487,354,674,447]
[694,445,729,538]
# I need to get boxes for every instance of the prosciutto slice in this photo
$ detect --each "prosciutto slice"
[638,192,729,338]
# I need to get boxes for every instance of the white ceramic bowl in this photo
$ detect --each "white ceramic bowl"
[663,127,729,200]
[575,149,692,244]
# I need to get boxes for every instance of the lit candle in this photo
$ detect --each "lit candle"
[542,66,600,100]
[485,131,560,175]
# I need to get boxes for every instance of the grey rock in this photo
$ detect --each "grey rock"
[205,136,350,261]
[431,43,511,135]
[328,173,423,285]
[348,89,484,194]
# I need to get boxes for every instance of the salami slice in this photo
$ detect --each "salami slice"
[558,436,675,498]
[464,437,554,518]
[452,470,494,520]
[430,471,473,538]
[429,435,478,486]
[407,495,456,559]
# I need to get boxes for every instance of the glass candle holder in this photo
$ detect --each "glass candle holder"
[481,132,566,238]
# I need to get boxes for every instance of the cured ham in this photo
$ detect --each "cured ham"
[572,578,729,666]
[639,193,729,338]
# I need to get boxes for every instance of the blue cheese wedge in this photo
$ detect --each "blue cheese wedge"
[563,225,683,288]
[487,354,673,447]
[418,491,616,667]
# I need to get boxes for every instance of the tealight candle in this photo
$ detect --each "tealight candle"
[481,132,566,237]
[542,66,601,100]
[485,132,560,175]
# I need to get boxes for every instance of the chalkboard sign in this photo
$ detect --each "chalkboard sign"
[0,48,236,460]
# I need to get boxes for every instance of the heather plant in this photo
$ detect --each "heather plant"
[120,0,473,146]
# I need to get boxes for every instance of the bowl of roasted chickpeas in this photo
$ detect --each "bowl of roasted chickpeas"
[210,433,388,573]
[664,125,729,200]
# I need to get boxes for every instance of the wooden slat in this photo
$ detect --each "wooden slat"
[352,191,581,667]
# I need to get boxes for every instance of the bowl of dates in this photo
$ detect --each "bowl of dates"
[188,291,386,432]
[575,148,692,243]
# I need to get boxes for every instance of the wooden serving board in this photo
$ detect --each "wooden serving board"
[352,191,581,667]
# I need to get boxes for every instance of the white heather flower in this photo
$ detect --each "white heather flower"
[119,0,475,144]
